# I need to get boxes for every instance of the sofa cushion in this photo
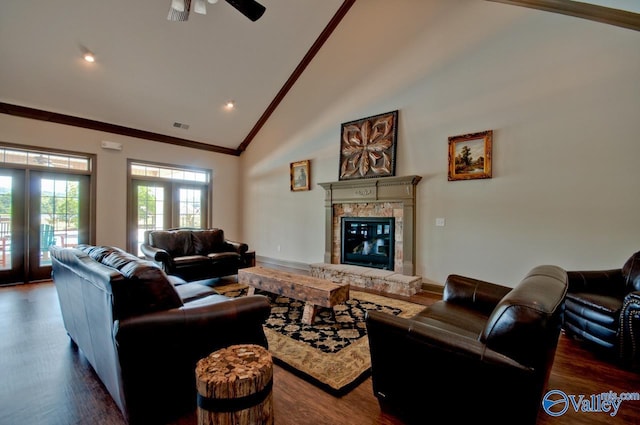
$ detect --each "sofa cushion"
[77,244,124,263]
[207,251,241,264]
[174,282,218,303]
[78,244,183,319]
[113,261,183,319]
[192,229,225,254]
[173,255,210,266]
[149,230,193,257]
[101,249,152,270]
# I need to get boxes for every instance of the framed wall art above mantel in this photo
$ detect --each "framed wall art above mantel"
[339,110,398,181]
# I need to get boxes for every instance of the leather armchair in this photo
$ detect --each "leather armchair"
[366,265,568,425]
[562,250,640,368]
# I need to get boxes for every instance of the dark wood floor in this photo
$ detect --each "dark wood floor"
[1,280,639,425]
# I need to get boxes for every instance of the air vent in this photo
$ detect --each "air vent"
[173,122,190,130]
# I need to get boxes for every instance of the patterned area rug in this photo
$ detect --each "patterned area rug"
[215,282,425,396]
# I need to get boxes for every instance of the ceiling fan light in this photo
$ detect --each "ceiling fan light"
[168,0,191,21]
[194,0,207,15]
[170,0,186,12]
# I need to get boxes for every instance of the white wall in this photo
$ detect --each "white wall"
[0,114,242,248]
[240,0,640,286]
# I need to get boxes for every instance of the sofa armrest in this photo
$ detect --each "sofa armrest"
[115,294,271,375]
[366,310,529,371]
[140,244,173,268]
[224,240,249,255]
[116,294,271,344]
[442,274,512,314]
[567,269,625,295]
[114,294,271,423]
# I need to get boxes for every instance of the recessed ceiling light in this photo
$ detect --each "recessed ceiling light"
[225,100,235,110]
[79,44,96,63]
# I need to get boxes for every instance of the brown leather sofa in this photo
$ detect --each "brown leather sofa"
[50,244,271,424]
[562,250,640,369]
[366,265,568,425]
[140,228,255,281]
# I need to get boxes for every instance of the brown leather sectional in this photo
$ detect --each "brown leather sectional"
[50,244,270,424]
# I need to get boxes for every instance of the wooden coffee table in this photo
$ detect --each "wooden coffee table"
[238,266,350,325]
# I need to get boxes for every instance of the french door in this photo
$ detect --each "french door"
[0,169,90,284]
[130,181,207,256]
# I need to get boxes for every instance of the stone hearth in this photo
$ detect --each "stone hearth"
[310,263,422,297]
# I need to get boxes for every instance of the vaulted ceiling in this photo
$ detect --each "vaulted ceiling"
[1,0,637,156]
[0,0,349,155]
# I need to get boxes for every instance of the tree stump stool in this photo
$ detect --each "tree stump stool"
[195,344,273,425]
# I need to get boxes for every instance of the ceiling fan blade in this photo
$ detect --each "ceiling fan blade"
[168,0,191,21]
[225,0,265,22]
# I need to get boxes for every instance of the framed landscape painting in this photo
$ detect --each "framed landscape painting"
[448,130,493,181]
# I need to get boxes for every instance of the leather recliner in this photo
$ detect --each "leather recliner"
[562,250,640,368]
[366,265,568,425]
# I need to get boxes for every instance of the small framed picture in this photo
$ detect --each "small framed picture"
[448,130,493,181]
[290,160,310,191]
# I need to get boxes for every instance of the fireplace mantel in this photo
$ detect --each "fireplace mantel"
[318,175,422,276]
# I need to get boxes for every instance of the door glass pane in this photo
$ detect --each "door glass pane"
[0,176,12,270]
[40,178,80,266]
[136,185,165,255]
[178,188,202,228]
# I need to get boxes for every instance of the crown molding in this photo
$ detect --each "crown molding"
[0,102,241,156]
[487,0,640,31]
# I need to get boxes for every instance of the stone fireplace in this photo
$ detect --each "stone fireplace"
[318,175,421,274]
[311,175,422,296]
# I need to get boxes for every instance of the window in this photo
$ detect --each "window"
[128,160,210,255]
[0,147,90,171]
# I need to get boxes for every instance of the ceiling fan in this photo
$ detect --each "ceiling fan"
[168,0,266,22]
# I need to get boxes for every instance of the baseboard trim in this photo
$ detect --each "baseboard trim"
[422,281,444,295]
